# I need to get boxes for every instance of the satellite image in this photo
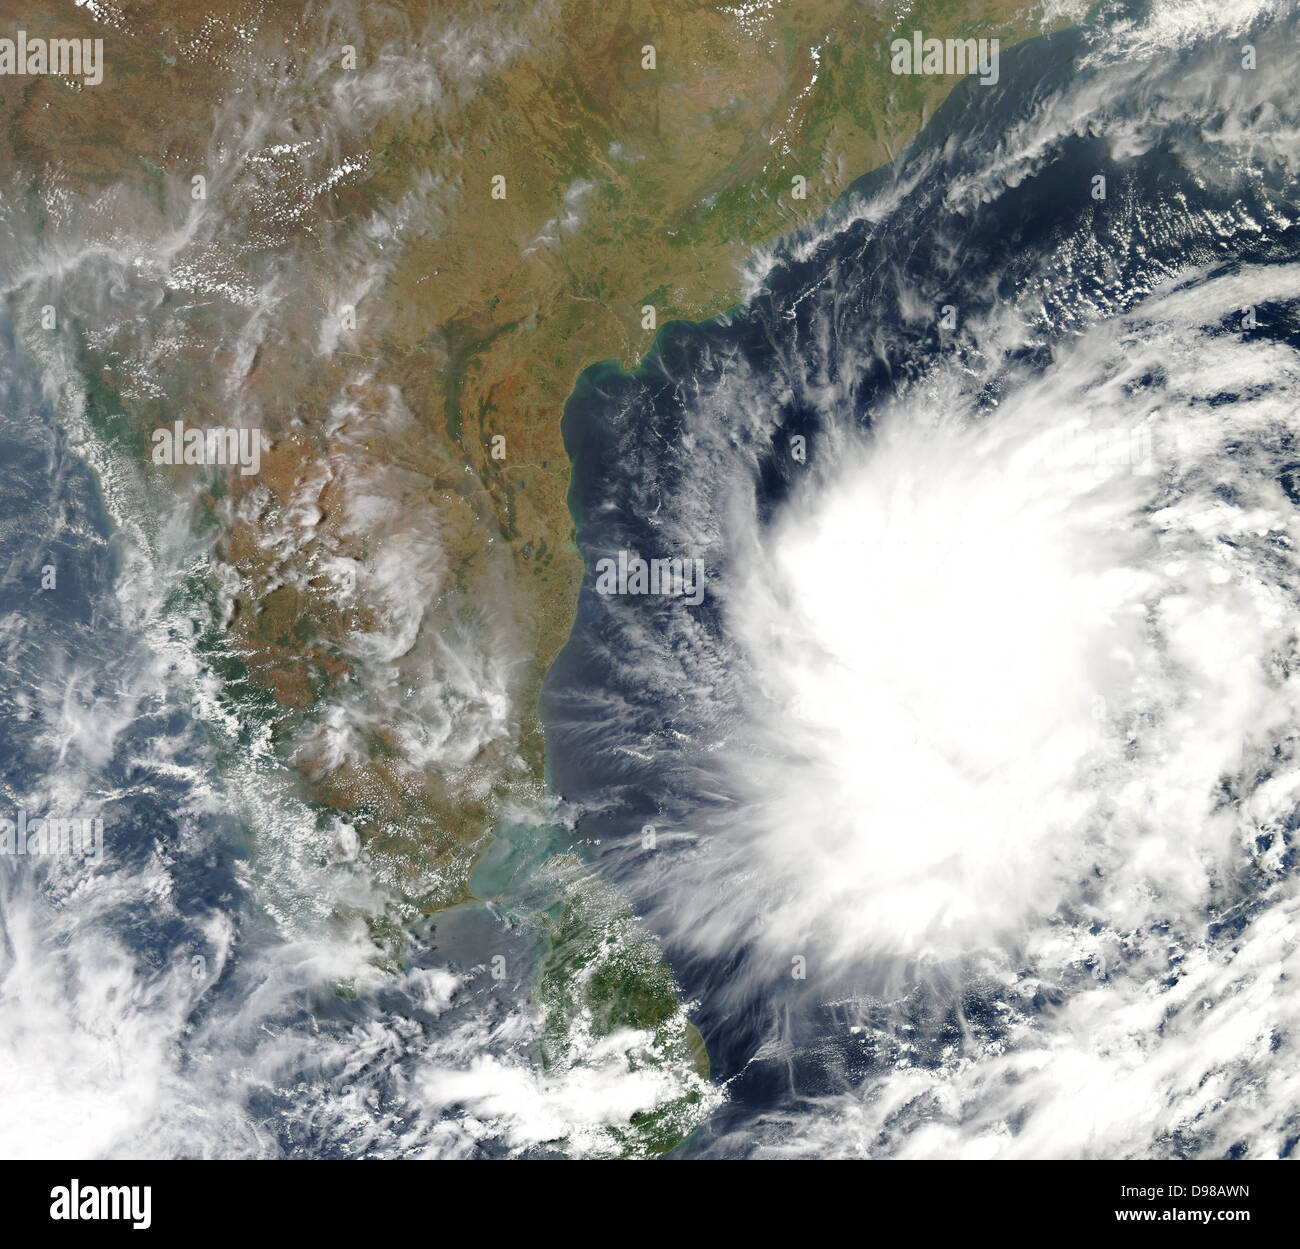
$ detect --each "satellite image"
[0,0,1298,1189]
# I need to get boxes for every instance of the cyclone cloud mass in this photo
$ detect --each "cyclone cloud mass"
[547,0,1300,1158]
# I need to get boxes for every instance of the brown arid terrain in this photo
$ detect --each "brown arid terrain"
[0,1,1066,1117]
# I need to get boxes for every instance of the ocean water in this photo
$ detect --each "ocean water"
[545,2,1300,1157]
